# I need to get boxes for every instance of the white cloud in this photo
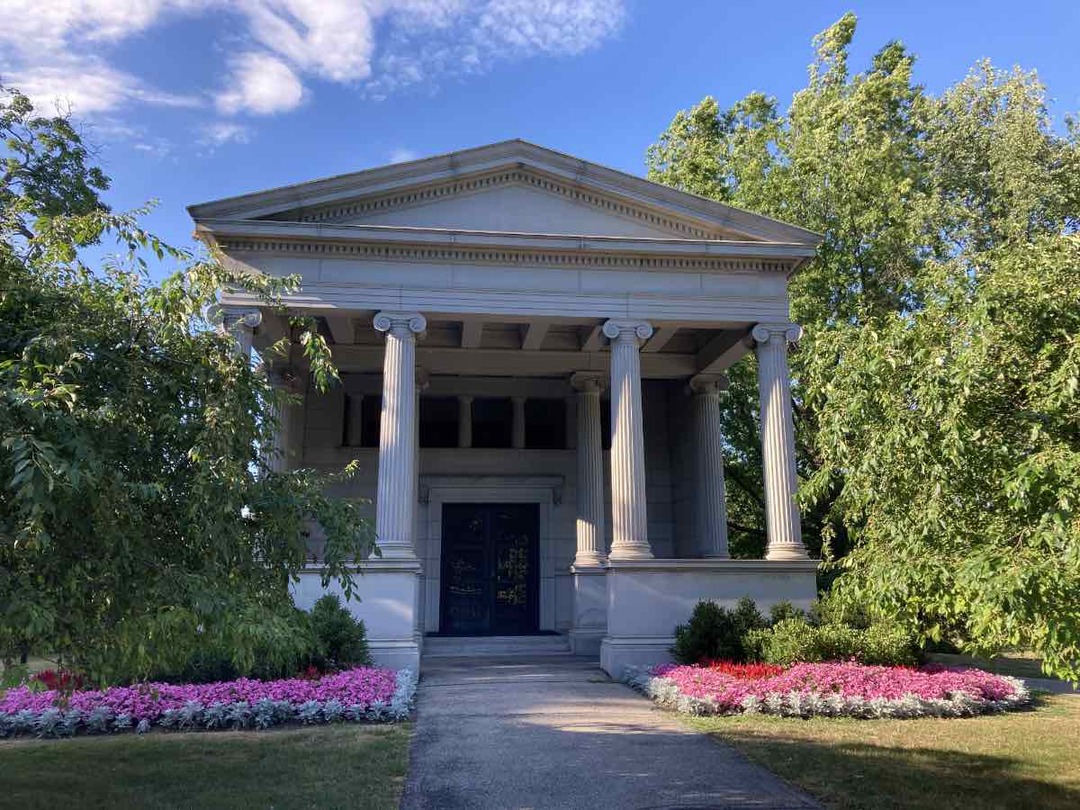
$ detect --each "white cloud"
[7,55,201,115]
[388,147,418,163]
[0,0,626,134]
[199,121,253,147]
[478,0,626,57]
[216,52,305,115]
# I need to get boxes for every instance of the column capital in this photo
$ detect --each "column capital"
[220,308,262,331]
[688,373,729,397]
[751,323,803,346]
[458,394,474,404]
[602,319,654,346]
[373,311,427,336]
[570,371,608,394]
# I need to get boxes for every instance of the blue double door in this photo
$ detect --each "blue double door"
[439,503,540,636]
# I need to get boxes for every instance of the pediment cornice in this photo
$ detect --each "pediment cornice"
[271,166,728,241]
[188,139,822,247]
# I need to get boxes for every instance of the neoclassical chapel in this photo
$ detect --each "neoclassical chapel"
[188,140,821,675]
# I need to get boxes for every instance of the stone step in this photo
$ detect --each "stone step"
[423,635,571,658]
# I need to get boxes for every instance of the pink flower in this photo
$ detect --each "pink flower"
[1,667,399,723]
[653,661,1021,710]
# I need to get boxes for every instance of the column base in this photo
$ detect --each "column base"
[608,544,654,561]
[600,636,673,680]
[765,543,809,561]
[369,636,421,672]
[573,551,606,567]
[569,628,606,657]
[569,564,608,658]
[291,560,422,672]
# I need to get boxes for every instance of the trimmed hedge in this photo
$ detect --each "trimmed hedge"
[672,598,920,668]
[746,618,920,667]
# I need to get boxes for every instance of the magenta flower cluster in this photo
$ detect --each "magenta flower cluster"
[2,667,398,722]
[632,661,1030,718]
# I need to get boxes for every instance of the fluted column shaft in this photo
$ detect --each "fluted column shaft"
[752,323,807,560]
[373,312,426,558]
[458,395,473,448]
[571,373,607,567]
[603,319,653,560]
[264,371,288,473]
[690,375,730,558]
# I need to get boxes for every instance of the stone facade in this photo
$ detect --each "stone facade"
[192,140,822,675]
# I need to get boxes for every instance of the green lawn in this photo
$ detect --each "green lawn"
[691,695,1080,810]
[0,724,411,810]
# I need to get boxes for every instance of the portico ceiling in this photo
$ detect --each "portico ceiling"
[259,310,751,380]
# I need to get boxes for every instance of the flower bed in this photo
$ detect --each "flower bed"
[0,667,417,738]
[628,661,1030,719]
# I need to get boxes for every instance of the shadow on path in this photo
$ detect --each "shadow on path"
[400,656,818,809]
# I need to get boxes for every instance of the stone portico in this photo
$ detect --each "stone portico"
[190,140,821,676]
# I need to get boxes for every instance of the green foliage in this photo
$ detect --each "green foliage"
[808,236,1080,680]
[671,598,767,664]
[0,662,29,689]
[767,600,806,626]
[0,86,376,684]
[148,606,317,685]
[309,595,371,670]
[647,15,1080,680]
[747,618,920,668]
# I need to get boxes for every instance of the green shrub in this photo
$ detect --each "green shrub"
[309,595,371,670]
[748,617,919,667]
[768,600,806,625]
[671,598,767,664]
[148,606,317,685]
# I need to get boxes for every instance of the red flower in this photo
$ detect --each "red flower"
[700,660,785,680]
[31,669,85,693]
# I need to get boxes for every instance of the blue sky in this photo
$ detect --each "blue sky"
[2,1,1078,277]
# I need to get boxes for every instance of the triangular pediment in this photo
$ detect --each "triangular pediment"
[262,167,729,239]
[188,140,821,247]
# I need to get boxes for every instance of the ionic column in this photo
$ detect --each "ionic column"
[224,309,261,361]
[414,368,428,545]
[373,311,426,559]
[603,319,653,560]
[689,374,730,558]
[752,323,807,560]
[570,372,607,567]
[512,396,526,449]
[457,395,473,448]
[264,370,288,473]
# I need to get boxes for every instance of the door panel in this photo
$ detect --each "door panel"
[440,503,539,635]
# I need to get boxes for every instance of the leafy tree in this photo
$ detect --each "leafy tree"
[647,16,1080,678]
[0,87,374,684]
[648,12,928,556]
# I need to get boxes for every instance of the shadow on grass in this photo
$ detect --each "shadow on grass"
[0,723,411,810]
[699,702,1080,810]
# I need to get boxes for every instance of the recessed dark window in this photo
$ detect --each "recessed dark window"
[600,399,612,450]
[472,397,513,448]
[360,395,382,448]
[420,397,459,448]
[525,398,566,449]
[343,394,361,447]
